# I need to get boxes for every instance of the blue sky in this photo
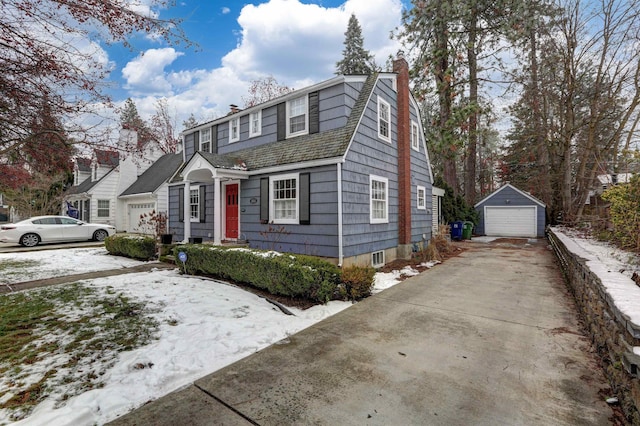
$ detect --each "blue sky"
[100,0,411,132]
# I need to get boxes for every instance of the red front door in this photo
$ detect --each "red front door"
[225,184,239,239]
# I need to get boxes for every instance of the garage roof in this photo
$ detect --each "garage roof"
[474,183,546,208]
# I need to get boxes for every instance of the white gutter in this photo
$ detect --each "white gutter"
[247,156,343,176]
[119,192,154,199]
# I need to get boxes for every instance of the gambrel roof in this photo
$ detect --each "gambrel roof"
[174,74,377,180]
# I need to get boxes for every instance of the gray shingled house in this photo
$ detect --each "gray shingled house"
[168,56,436,267]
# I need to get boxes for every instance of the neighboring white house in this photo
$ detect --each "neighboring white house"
[118,152,183,233]
[63,130,179,233]
[584,173,634,205]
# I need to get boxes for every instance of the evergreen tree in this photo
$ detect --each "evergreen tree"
[335,14,374,75]
[118,98,154,153]
[120,98,146,132]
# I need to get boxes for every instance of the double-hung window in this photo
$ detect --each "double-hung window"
[230,118,239,143]
[190,188,200,221]
[200,128,211,152]
[378,96,391,143]
[417,186,426,210]
[97,200,110,218]
[249,111,262,137]
[411,121,419,151]
[271,174,298,224]
[370,175,389,224]
[287,96,308,137]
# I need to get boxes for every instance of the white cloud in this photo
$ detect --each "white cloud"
[223,0,403,84]
[114,0,404,135]
[221,7,231,14]
[122,48,185,95]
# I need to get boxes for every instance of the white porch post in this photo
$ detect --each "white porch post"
[183,180,191,242]
[213,177,222,245]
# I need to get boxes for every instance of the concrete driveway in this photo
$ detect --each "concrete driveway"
[109,238,614,425]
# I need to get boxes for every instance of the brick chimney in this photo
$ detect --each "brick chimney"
[393,53,412,260]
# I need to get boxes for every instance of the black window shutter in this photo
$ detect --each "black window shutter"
[299,173,310,225]
[199,185,206,222]
[276,102,286,141]
[309,92,319,134]
[178,187,184,222]
[184,133,193,156]
[260,178,269,223]
[211,125,218,154]
[193,131,199,152]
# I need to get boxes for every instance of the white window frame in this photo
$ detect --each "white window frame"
[370,175,389,224]
[270,173,299,225]
[97,199,110,218]
[377,96,391,143]
[286,95,308,138]
[230,118,240,143]
[411,121,420,151]
[417,186,426,210]
[200,128,211,152]
[249,111,262,138]
[190,187,200,222]
[372,250,385,268]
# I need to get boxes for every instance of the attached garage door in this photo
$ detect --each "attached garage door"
[127,203,155,234]
[484,206,536,238]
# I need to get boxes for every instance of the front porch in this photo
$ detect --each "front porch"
[172,153,249,245]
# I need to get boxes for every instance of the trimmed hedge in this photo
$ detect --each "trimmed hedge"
[105,235,157,260]
[174,245,341,303]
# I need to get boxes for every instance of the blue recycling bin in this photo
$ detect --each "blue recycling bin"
[450,221,463,240]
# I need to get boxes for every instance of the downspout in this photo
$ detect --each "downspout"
[337,162,343,266]
[183,180,191,242]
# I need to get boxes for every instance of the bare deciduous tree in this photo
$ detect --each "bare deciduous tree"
[0,0,189,165]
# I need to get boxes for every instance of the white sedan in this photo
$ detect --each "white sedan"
[0,216,117,247]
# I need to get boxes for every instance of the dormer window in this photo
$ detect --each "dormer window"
[200,128,211,152]
[287,95,308,137]
[230,118,239,143]
[250,111,262,138]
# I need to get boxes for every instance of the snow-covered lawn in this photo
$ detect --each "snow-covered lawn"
[0,247,149,285]
[0,248,435,425]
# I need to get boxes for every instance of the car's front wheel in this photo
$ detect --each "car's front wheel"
[93,230,109,241]
[20,233,40,247]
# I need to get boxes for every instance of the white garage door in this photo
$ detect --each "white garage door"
[128,203,155,234]
[485,206,536,238]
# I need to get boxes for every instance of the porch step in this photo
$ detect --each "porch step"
[220,239,249,248]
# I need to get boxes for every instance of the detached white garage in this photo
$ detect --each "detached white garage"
[474,184,546,238]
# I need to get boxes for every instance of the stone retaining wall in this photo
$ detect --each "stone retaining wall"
[548,229,640,424]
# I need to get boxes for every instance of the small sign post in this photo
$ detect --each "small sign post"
[178,251,187,274]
